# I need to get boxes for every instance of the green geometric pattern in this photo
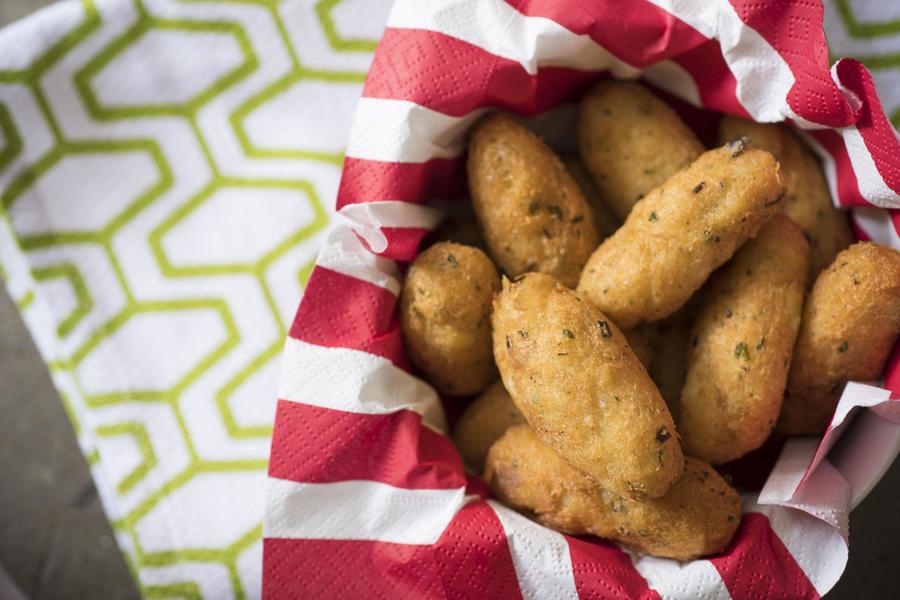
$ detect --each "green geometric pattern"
[825,0,900,127]
[0,0,389,597]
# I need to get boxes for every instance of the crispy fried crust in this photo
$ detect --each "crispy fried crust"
[492,273,682,499]
[485,425,741,561]
[577,142,785,329]
[400,242,500,396]
[680,214,809,463]
[780,243,900,435]
[577,81,704,220]
[468,113,599,287]
[718,116,853,281]
[453,380,525,471]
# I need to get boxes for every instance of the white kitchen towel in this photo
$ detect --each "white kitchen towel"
[0,0,896,599]
[0,0,392,598]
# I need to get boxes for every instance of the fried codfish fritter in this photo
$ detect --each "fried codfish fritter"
[453,331,651,471]
[718,116,853,281]
[577,140,786,329]
[492,273,682,499]
[779,242,900,436]
[468,113,599,288]
[562,156,621,240]
[400,242,500,396]
[680,214,809,463]
[577,80,704,220]
[485,425,741,561]
[453,381,524,472]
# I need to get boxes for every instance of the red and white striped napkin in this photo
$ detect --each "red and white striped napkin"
[263,1,900,597]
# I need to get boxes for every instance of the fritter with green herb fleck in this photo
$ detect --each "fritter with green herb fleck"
[491,273,682,499]
[400,242,500,396]
[577,140,786,329]
[718,116,853,282]
[779,242,900,436]
[485,425,741,561]
[578,80,704,220]
[468,113,599,288]
[680,214,809,463]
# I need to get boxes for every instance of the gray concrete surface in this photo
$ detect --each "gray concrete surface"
[1,284,139,598]
[0,1,898,599]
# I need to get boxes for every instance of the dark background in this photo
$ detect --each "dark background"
[0,1,897,598]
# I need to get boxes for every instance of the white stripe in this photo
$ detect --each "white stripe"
[850,206,900,249]
[488,501,579,600]
[265,478,465,544]
[315,225,402,295]
[648,0,796,123]
[842,125,900,209]
[745,500,848,597]
[278,338,447,432]
[340,201,444,254]
[345,97,483,162]
[387,0,640,76]
[642,60,702,107]
[631,555,731,600]
[757,438,819,506]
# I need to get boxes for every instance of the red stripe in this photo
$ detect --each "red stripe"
[834,59,900,195]
[366,28,598,118]
[671,40,749,118]
[505,0,704,67]
[506,0,747,119]
[433,501,523,599]
[566,535,660,599]
[807,129,867,208]
[262,502,522,599]
[290,266,407,368]
[263,538,443,599]
[729,0,853,128]
[268,401,465,489]
[358,226,431,262]
[892,210,900,240]
[710,512,819,600]
[337,156,464,208]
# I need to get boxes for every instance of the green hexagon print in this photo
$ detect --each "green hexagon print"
[0,0,392,597]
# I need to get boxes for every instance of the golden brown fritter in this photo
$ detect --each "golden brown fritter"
[400,242,500,396]
[492,273,682,499]
[780,242,900,436]
[468,113,599,288]
[453,380,524,471]
[577,140,786,329]
[577,80,704,220]
[680,214,809,463]
[562,156,621,240]
[719,116,853,281]
[485,425,741,561]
